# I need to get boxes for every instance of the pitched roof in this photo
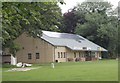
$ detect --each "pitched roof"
[40,31,107,51]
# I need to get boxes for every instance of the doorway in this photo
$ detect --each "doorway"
[85,51,92,61]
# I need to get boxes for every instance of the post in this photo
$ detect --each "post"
[51,63,55,68]
[99,47,102,60]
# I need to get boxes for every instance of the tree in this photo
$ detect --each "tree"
[60,1,112,33]
[97,20,118,58]
[74,2,118,58]
[2,2,62,55]
[61,1,118,58]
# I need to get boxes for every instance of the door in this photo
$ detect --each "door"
[85,51,92,61]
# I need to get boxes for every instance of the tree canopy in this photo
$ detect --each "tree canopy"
[2,2,62,55]
[60,1,118,58]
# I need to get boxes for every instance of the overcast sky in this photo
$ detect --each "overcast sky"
[59,0,120,13]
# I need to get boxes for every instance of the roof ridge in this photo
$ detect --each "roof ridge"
[42,30,77,36]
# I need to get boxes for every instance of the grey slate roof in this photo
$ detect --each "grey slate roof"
[40,31,107,51]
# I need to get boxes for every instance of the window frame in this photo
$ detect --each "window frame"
[74,52,76,58]
[36,53,40,59]
[28,53,32,59]
[64,52,66,58]
[58,52,60,58]
[61,52,63,58]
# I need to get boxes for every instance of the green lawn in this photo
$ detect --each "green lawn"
[0,67,2,82]
[2,60,118,81]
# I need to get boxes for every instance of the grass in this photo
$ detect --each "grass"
[2,64,17,68]
[2,60,118,81]
[0,66,2,82]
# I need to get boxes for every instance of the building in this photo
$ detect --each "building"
[2,49,17,65]
[3,31,107,64]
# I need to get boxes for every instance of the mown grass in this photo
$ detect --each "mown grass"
[0,64,2,83]
[2,60,118,81]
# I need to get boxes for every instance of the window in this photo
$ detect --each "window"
[58,52,60,58]
[64,52,66,58]
[28,53,32,59]
[83,47,87,49]
[36,53,40,59]
[74,52,76,58]
[61,52,63,58]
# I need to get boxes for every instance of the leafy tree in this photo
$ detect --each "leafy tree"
[61,1,118,58]
[61,9,77,33]
[74,2,118,58]
[2,2,62,54]
[60,1,113,33]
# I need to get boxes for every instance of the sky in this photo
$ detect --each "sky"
[58,0,120,13]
